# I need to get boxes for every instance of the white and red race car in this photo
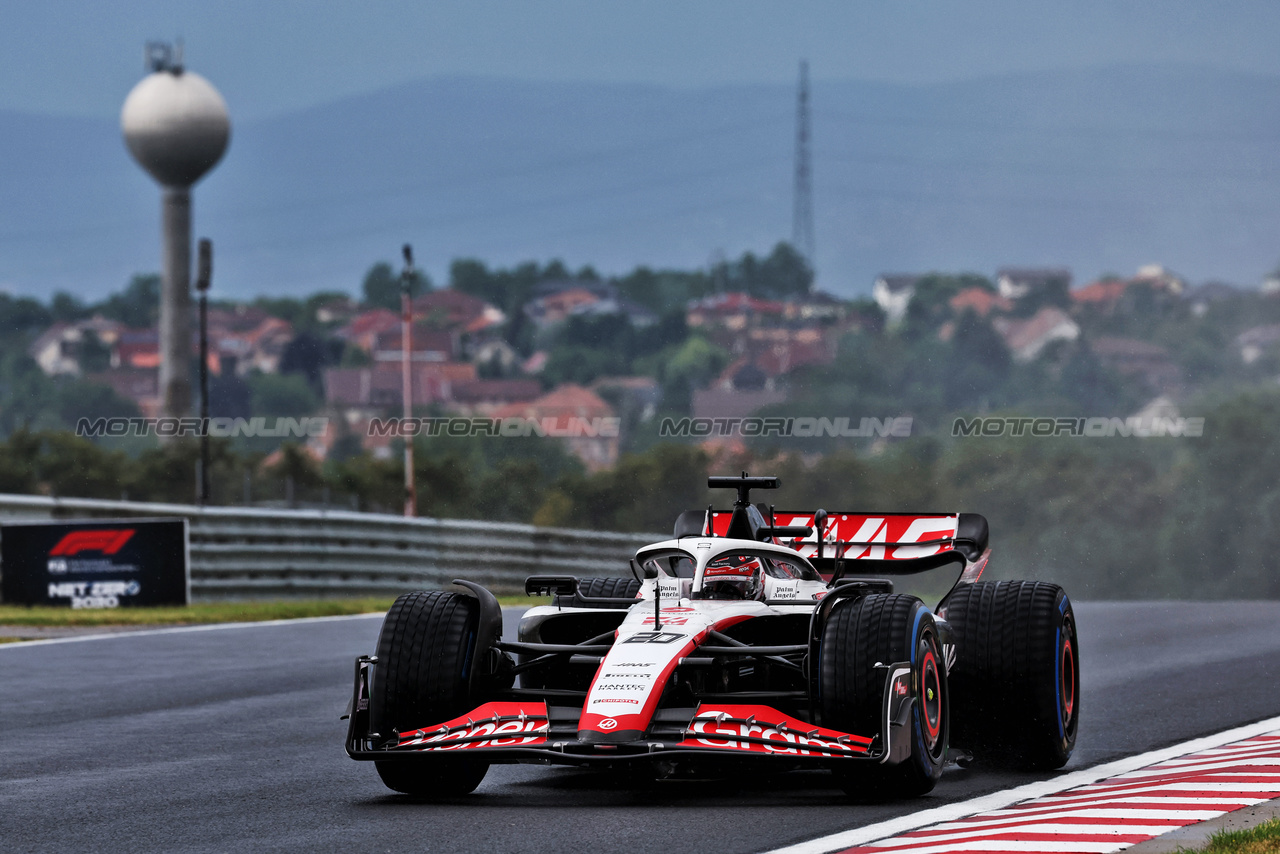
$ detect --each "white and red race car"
[344,474,1078,798]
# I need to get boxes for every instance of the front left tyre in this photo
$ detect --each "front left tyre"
[369,590,490,797]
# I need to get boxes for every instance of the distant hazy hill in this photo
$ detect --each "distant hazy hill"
[2,64,1277,300]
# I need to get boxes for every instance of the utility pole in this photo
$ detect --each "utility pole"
[792,59,816,287]
[401,244,416,517]
[195,238,212,505]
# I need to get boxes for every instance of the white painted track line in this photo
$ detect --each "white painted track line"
[764,715,1280,854]
[0,611,384,650]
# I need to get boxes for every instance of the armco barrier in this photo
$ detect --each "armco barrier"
[0,494,661,599]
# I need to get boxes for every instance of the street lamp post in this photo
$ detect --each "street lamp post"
[401,244,416,517]
[195,238,212,504]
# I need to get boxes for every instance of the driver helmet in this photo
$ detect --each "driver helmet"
[701,556,765,600]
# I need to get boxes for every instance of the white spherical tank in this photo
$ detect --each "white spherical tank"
[121,69,230,188]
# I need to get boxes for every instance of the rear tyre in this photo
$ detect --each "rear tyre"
[819,594,949,798]
[556,576,642,607]
[369,591,490,797]
[940,580,1078,770]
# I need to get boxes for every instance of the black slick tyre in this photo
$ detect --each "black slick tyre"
[369,591,490,797]
[940,580,1079,770]
[555,576,642,607]
[819,593,949,798]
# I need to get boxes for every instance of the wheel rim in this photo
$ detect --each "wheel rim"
[920,643,943,753]
[1060,634,1076,728]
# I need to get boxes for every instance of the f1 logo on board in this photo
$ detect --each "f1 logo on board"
[598,718,618,730]
[623,632,685,644]
[48,529,135,557]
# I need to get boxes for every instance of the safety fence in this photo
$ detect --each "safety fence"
[0,494,659,599]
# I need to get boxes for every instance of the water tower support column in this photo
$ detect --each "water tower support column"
[161,186,193,416]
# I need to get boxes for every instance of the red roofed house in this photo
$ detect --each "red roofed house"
[1071,279,1129,314]
[950,288,1012,317]
[323,363,479,413]
[336,308,401,352]
[524,288,603,327]
[494,384,619,470]
[412,288,506,333]
[88,368,160,418]
[686,293,786,331]
[448,379,543,414]
[1072,266,1185,316]
[199,306,295,375]
[111,328,160,370]
[371,325,458,364]
[212,315,293,375]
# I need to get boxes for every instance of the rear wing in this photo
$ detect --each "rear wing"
[684,474,989,577]
[699,509,989,574]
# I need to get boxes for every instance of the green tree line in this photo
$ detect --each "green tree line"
[3,387,1280,599]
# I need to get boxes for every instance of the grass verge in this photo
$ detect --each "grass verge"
[1182,817,1280,853]
[0,595,542,628]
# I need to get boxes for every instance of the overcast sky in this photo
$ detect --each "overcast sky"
[4,1,1280,120]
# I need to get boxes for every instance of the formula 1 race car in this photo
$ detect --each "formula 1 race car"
[344,474,1078,799]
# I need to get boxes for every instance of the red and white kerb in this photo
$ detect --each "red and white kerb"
[839,731,1280,854]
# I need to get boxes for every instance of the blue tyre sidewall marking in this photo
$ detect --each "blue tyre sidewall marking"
[1053,622,1063,739]
[908,604,933,764]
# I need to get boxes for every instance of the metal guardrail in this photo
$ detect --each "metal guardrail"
[0,494,662,599]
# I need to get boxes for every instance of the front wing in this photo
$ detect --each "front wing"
[344,656,917,769]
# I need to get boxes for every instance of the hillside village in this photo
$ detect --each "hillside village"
[15,250,1280,475]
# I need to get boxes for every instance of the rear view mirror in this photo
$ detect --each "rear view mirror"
[524,575,579,597]
[630,559,658,581]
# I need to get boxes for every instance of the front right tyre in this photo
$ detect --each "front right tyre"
[369,590,490,797]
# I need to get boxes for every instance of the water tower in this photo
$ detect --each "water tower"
[122,42,230,419]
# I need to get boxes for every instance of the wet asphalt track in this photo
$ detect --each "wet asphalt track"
[2,601,1280,854]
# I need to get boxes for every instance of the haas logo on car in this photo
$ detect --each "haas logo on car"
[598,718,618,730]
